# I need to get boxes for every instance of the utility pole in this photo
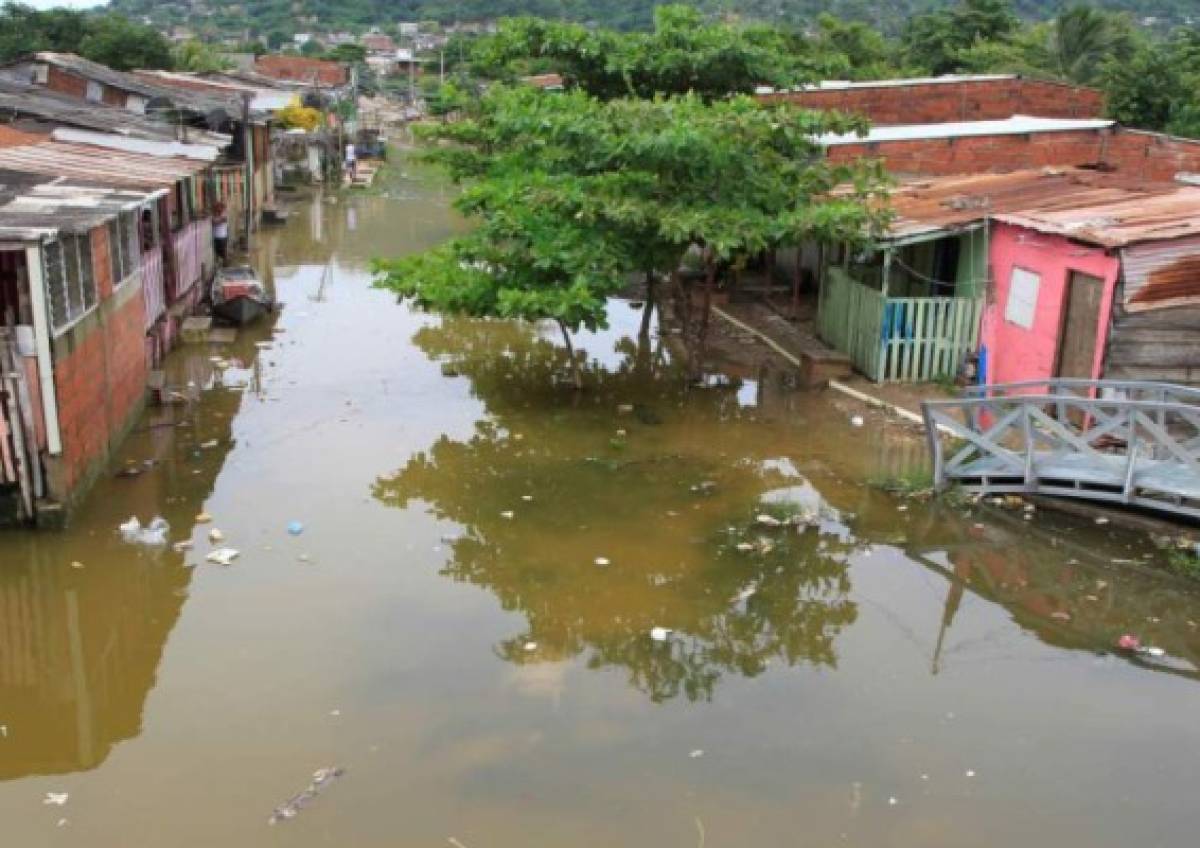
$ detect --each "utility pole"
[408,33,416,108]
[241,91,254,250]
[439,49,445,85]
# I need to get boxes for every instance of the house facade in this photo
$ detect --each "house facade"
[0,53,274,243]
[980,224,1121,386]
[0,132,218,525]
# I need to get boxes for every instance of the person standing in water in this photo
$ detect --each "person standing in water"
[345,142,357,182]
[213,202,229,263]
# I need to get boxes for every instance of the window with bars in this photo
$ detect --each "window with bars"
[107,211,144,288]
[43,234,97,334]
[107,219,123,285]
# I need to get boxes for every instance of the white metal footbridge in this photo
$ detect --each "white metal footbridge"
[922,379,1200,519]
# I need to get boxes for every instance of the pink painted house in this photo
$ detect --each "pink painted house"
[979,222,1121,387]
[815,169,1200,386]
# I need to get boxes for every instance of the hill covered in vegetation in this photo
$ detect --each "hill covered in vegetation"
[107,0,1194,41]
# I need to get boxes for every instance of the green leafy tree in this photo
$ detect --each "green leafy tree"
[328,42,367,63]
[78,14,174,71]
[955,21,1051,75]
[375,85,888,386]
[471,5,810,100]
[1048,5,1136,84]
[809,13,895,80]
[1103,42,1181,131]
[902,0,1019,75]
[173,39,231,72]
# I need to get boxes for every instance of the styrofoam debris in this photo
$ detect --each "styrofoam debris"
[119,516,169,546]
[206,548,240,566]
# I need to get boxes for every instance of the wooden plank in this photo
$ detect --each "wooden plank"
[0,386,14,483]
[0,343,32,519]
[7,337,42,499]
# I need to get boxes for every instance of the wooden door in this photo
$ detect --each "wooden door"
[1057,271,1105,380]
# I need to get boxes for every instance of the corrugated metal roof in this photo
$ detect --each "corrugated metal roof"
[819,115,1114,146]
[50,128,221,161]
[994,187,1200,248]
[26,52,166,98]
[0,78,230,145]
[0,170,161,237]
[877,168,1200,248]
[133,71,291,112]
[1121,237,1200,312]
[0,139,211,190]
[2,53,269,124]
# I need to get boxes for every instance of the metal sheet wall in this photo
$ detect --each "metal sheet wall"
[1120,235,1200,312]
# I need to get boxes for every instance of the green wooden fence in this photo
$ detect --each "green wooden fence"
[818,268,984,383]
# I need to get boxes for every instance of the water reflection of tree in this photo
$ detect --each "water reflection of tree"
[374,318,860,702]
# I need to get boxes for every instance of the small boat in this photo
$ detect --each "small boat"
[212,266,273,325]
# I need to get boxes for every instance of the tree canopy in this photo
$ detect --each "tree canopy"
[0,2,173,71]
[470,5,823,100]
[375,83,888,385]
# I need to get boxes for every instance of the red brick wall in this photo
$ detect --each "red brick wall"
[45,66,87,99]
[828,127,1200,178]
[1100,130,1200,181]
[92,226,114,300]
[760,78,1105,124]
[49,227,147,499]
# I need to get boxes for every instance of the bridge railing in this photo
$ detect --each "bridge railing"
[961,378,1200,407]
[922,386,1200,512]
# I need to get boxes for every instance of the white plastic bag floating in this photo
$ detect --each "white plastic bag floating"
[118,516,170,546]
[206,548,240,566]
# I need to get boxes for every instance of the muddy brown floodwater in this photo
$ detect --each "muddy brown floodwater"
[3,153,1200,847]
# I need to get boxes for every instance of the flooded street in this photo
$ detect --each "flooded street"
[5,154,1200,847]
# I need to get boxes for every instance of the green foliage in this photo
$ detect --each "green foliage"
[809,13,894,80]
[375,84,888,358]
[471,5,818,100]
[0,3,173,70]
[78,14,174,71]
[173,39,232,73]
[1048,4,1137,84]
[1102,42,1180,130]
[901,0,1019,74]
[327,43,368,64]
[108,1,1199,40]
[1166,547,1200,579]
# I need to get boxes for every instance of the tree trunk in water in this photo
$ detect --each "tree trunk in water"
[558,319,583,390]
[670,269,691,345]
[636,273,656,377]
[692,262,716,379]
[638,272,657,340]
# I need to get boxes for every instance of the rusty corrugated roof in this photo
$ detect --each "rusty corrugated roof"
[0,138,211,189]
[881,168,1200,248]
